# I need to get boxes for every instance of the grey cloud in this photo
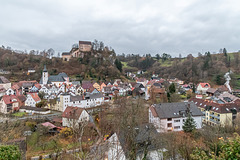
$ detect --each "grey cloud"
[1,0,240,57]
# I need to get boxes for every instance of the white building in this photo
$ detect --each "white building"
[107,125,165,160]
[62,106,90,127]
[25,93,41,107]
[196,83,211,94]
[149,102,203,132]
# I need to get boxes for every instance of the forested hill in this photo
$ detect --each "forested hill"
[0,47,123,82]
[118,51,240,89]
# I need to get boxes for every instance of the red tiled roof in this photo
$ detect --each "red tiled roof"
[189,98,240,114]
[62,106,84,119]
[149,105,158,117]
[34,83,41,89]
[199,83,211,88]
[41,122,57,129]
[2,95,18,104]
[28,93,41,102]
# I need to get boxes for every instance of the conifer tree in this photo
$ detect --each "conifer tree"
[183,112,196,133]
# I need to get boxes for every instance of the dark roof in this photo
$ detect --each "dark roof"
[79,41,92,45]
[43,65,47,72]
[153,102,203,119]
[48,75,65,82]
[189,98,240,114]
[62,106,84,119]
[0,76,10,83]
[82,81,93,89]
[58,72,68,78]
[135,83,144,88]
[206,88,217,94]
[116,124,162,158]
[70,95,84,102]
[62,52,71,56]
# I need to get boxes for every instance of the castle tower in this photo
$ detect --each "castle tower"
[42,65,48,85]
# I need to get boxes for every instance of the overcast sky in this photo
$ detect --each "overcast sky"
[1,0,240,57]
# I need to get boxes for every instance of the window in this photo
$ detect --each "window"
[167,123,172,127]
[174,120,180,123]
[167,118,172,121]
[174,126,180,129]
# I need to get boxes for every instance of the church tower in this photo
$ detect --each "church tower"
[42,65,48,85]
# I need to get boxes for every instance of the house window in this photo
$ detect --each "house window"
[167,118,172,121]
[174,120,180,123]
[167,123,172,127]
[174,126,180,129]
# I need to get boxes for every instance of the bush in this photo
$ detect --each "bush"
[26,121,36,132]
[59,127,73,139]
[0,145,21,160]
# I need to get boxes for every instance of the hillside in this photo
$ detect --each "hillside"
[119,52,240,89]
[0,47,122,82]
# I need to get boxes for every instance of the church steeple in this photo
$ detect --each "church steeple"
[42,65,48,85]
[43,65,47,72]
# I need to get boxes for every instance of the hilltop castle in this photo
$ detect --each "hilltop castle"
[62,41,92,61]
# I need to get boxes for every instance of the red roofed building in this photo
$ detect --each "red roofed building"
[62,106,90,128]
[25,93,41,107]
[197,83,211,94]
[0,95,20,114]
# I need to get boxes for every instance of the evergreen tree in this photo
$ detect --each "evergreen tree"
[169,83,176,94]
[223,48,227,56]
[192,83,196,93]
[167,92,171,102]
[183,112,196,133]
[114,59,122,72]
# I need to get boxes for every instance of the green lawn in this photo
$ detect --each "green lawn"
[12,112,26,117]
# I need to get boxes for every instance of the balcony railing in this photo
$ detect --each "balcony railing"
[210,114,220,119]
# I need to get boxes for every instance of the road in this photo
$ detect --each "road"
[0,111,62,123]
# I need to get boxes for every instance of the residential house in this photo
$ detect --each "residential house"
[62,106,90,127]
[93,82,101,91]
[0,86,6,97]
[0,95,20,114]
[189,98,240,126]
[0,76,11,90]
[25,93,41,107]
[206,88,218,97]
[100,82,107,90]
[57,92,104,112]
[28,68,36,73]
[197,83,211,94]
[218,92,239,103]
[149,102,203,132]
[107,124,164,160]
[82,81,94,92]
[75,85,84,95]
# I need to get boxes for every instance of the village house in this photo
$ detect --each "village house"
[28,68,36,73]
[62,106,90,127]
[0,95,20,114]
[197,83,211,94]
[82,81,94,92]
[107,124,164,160]
[0,76,11,90]
[92,82,101,91]
[25,93,41,107]
[149,102,203,132]
[189,98,240,126]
